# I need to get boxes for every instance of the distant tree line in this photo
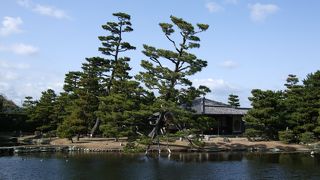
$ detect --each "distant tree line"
[244,72,320,143]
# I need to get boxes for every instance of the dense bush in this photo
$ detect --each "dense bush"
[299,132,315,144]
[192,139,206,147]
[313,126,320,137]
[123,142,144,153]
[278,130,295,144]
[244,128,262,139]
[136,136,152,145]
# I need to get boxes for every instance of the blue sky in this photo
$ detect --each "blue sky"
[0,0,319,107]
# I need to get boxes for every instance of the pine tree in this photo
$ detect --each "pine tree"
[244,89,286,139]
[58,60,108,139]
[136,16,210,127]
[29,89,58,132]
[96,12,153,139]
[301,71,320,136]
[282,74,305,132]
[228,94,240,108]
[57,12,145,139]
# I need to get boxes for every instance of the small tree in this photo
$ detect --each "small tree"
[28,89,58,133]
[228,94,240,108]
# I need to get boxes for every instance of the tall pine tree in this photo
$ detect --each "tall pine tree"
[96,12,153,139]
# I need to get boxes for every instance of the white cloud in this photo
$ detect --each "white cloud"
[206,2,224,13]
[33,4,70,19]
[0,71,19,81]
[0,71,64,105]
[0,60,30,69]
[17,0,31,8]
[193,78,237,92]
[11,43,39,55]
[219,60,238,69]
[0,60,30,82]
[192,78,251,106]
[0,16,23,37]
[0,43,39,55]
[224,0,238,5]
[248,3,279,22]
[17,0,70,20]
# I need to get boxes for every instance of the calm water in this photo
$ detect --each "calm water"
[1,152,320,180]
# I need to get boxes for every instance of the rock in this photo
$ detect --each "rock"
[270,148,282,152]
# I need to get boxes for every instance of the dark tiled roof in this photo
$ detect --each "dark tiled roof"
[192,97,249,115]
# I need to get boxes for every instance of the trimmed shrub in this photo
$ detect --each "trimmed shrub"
[244,128,262,139]
[137,136,152,145]
[123,142,144,153]
[299,132,315,144]
[278,130,295,144]
[192,140,206,148]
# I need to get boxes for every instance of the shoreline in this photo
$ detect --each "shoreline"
[1,137,315,155]
[0,144,313,156]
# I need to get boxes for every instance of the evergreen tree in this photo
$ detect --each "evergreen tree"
[57,12,149,139]
[302,71,320,136]
[58,65,105,139]
[98,12,136,94]
[244,89,286,139]
[282,74,305,132]
[228,94,240,107]
[136,16,210,127]
[29,89,58,132]
[96,12,153,138]
[57,101,88,142]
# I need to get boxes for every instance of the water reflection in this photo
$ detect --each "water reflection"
[146,152,245,163]
[0,152,319,180]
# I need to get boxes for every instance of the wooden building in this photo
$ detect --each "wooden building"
[192,97,249,135]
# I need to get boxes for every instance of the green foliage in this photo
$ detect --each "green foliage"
[278,130,295,144]
[24,89,59,132]
[245,71,320,142]
[123,142,145,153]
[57,105,87,139]
[192,116,217,134]
[313,126,320,136]
[244,89,286,140]
[136,16,210,130]
[192,139,206,147]
[96,12,153,138]
[228,94,240,107]
[136,136,153,145]
[244,128,262,139]
[299,132,315,144]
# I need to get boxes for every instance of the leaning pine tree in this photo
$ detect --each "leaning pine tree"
[136,16,210,130]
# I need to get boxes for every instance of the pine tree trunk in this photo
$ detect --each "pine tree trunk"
[90,118,100,137]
